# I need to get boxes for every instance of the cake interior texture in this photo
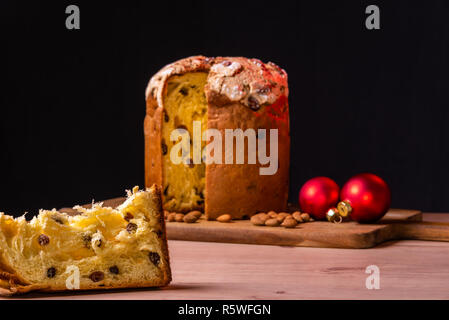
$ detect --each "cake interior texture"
[162,72,208,213]
[0,185,171,294]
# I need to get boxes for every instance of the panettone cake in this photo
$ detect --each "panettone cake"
[145,56,290,220]
[0,185,171,295]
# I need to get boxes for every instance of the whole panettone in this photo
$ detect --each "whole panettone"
[145,56,290,220]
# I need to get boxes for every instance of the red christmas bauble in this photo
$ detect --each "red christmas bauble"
[299,177,340,220]
[340,173,391,223]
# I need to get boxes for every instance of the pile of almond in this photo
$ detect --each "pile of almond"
[164,210,234,224]
[164,210,202,223]
[164,210,312,228]
[251,211,313,228]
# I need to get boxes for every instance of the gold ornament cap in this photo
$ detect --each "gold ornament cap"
[337,200,353,218]
[326,208,342,223]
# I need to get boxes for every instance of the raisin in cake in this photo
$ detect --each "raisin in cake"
[145,56,290,220]
[0,185,171,296]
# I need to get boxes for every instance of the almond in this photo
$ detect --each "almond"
[300,213,310,222]
[175,213,185,222]
[268,211,278,218]
[292,211,303,223]
[217,214,232,223]
[250,215,265,226]
[265,218,280,227]
[254,213,269,223]
[276,212,290,223]
[167,213,176,222]
[183,212,199,223]
[188,210,202,219]
[281,217,298,228]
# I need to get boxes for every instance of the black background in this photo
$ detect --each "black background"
[1,0,449,216]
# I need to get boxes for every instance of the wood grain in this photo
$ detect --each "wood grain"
[165,209,422,249]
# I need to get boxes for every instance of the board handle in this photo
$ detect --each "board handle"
[394,221,449,242]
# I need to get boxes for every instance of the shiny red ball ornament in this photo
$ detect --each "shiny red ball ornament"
[340,173,391,223]
[299,177,340,220]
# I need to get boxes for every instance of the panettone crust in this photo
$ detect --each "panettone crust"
[145,56,290,219]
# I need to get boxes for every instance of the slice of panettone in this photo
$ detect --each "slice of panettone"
[0,185,171,296]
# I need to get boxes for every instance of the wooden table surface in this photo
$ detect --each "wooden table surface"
[6,213,449,300]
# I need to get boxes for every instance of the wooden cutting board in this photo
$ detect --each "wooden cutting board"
[60,198,449,249]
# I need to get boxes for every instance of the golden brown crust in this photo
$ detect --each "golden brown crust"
[0,270,46,296]
[206,102,289,220]
[0,277,168,296]
[150,184,172,285]
[145,56,290,220]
